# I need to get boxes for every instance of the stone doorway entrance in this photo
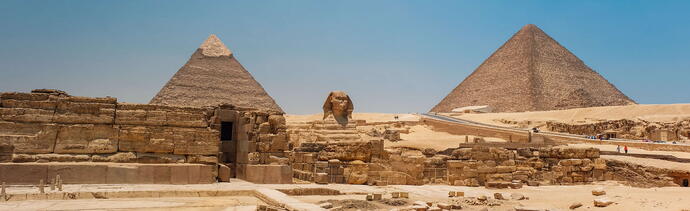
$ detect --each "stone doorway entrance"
[219,120,237,180]
[220,121,236,163]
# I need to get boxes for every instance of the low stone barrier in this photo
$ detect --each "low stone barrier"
[0,163,216,185]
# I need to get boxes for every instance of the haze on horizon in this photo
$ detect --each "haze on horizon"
[1,0,689,114]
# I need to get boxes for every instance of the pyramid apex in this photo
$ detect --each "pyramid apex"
[199,34,232,57]
[520,24,541,31]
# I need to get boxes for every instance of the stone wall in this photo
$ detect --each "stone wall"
[546,119,690,142]
[0,90,218,164]
[445,146,604,187]
[0,90,292,185]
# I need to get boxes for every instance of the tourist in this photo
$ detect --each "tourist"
[624,145,628,154]
[617,145,620,153]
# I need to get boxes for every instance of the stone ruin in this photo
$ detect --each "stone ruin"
[283,91,687,188]
[0,89,291,184]
[1,89,687,188]
[546,119,690,142]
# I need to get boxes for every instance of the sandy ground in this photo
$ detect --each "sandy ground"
[453,104,690,126]
[286,113,420,123]
[3,181,688,211]
[387,125,505,151]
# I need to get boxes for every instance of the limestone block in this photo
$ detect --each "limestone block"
[172,128,219,155]
[47,164,107,184]
[105,165,139,184]
[118,126,174,153]
[0,164,48,185]
[54,100,115,124]
[152,165,171,184]
[593,197,614,207]
[218,164,231,182]
[315,173,329,184]
[64,96,117,104]
[592,187,606,196]
[92,152,136,163]
[268,115,286,133]
[496,166,517,173]
[269,133,288,152]
[0,99,57,111]
[186,155,217,164]
[136,165,155,184]
[344,160,369,185]
[198,165,218,184]
[170,165,190,184]
[55,124,118,154]
[0,107,56,123]
[136,153,185,163]
[1,92,51,101]
[114,109,148,125]
[36,154,91,162]
[318,142,373,162]
[242,164,292,184]
[1,123,58,153]
[447,160,465,168]
[477,166,497,173]
[166,111,207,128]
[0,143,13,162]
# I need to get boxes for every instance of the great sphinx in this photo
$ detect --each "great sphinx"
[322,91,354,126]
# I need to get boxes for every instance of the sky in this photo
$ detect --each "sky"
[1,1,689,114]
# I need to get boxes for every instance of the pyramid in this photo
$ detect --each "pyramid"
[431,24,635,113]
[150,34,283,113]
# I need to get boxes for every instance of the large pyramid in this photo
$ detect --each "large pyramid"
[150,34,283,113]
[431,24,635,113]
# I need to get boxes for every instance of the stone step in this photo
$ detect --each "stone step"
[313,130,359,135]
[316,134,361,142]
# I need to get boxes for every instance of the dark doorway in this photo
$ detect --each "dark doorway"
[683,179,688,187]
[219,121,236,165]
[220,122,233,141]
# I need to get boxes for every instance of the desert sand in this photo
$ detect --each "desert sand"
[286,113,420,123]
[389,125,505,151]
[452,104,690,126]
[2,181,689,211]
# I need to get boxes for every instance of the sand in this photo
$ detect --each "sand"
[285,113,420,123]
[451,104,690,126]
[387,125,505,151]
[6,181,687,211]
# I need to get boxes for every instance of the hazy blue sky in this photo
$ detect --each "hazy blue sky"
[1,1,689,114]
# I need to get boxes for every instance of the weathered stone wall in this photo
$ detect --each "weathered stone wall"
[445,146,604,187]
[0,90,292,185]
[546,119,690,141]
[226,108,293,184]
[0,91,219,164]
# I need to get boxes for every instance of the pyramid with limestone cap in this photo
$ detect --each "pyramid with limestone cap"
[150,34,283,113]
[431,24,635,113]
